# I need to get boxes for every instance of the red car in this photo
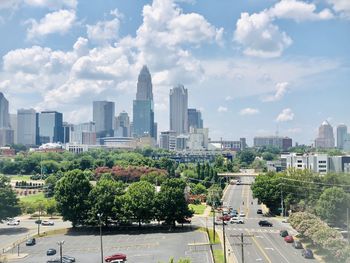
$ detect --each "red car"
[218,215,231,221]
[104,253,127,262]
[284,235,294,243]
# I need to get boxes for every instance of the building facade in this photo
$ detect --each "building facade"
[70,122,96,145]
[17,109,37,146]
[336,124,347,149]
[114,111,131,137]
[133,65,156,139]
[38,111,64,144]
[188,108,203,130]
[315,121,335,149]
[159,131,177,151]
[170,85,188,135]
[93,101,115,138]
[253,136,292,151]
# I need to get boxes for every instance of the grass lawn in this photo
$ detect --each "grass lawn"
[19,192,46,203]
[189,203,206,215]
[6,175,32,181]
[213,249,224,263]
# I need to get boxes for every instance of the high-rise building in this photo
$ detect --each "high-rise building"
[0,92,10,128]
[17,109,37,146]
[315,121,335,149]
[114,111,131,137]
[254,136,292,151]
[10,114,17,144]
[63,122,73,144]
[38,111,64,144]
[188,108,203,130]
[160,131,177,151]
[170,85,188,135]
[133,66,156,139]
[93,101,115,138]
[70,122,96,145]
[336,124,347,149]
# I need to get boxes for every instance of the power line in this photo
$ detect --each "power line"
[279,177,350,188]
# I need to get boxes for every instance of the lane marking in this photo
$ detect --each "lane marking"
[262,232,291,263]
[248,231,272,263]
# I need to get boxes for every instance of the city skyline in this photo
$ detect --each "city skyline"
[0,0,349,144]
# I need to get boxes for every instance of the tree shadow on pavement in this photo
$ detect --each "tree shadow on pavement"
[0,227,29,236]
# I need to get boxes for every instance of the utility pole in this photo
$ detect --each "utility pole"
[222,211,227,263]
[231,233,253,263]
[57,241,64,263]
[347,208,349,244]
[212,206,216,243]
[280,187,284,217]
[97,213,104,263]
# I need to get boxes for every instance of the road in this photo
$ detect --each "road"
[223,176,317,263]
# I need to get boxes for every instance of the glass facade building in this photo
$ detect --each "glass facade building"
[93,101,115,138]
[38,111,64,144]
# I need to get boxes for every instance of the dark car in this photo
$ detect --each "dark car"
[46,248,57,256]
[258,220,273,227]
[26,238,36,246]
[302,249,314,259]
[257,209,263,214]
[284,235,294,243]
[279,230,289,237]
[105,253,127,262]
[63,255,76,262]
[293,240,303,249]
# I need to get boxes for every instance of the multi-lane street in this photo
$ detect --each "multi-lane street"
[223,176,316,263]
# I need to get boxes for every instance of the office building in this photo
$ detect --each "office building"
[170,85,188,134]
[188,108,203,130]
[253,136,292,151]
[187,127,209,150]
[10,114,17,144]
[93,101,115,138]
[17,109,37,146]
[0,92,10,128]
[0,129,14,146]
[209,138,247,151]
[70,122,96,145]
[114,111,131,137]
[315,121,335,149]
[160,131,177,151]
[133,66,156,139]
[336,124,347,149]
[63,122,73,144]
[38,111,64,144]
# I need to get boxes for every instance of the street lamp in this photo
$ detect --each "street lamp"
[57,240,65,263]
[97,213,104,263]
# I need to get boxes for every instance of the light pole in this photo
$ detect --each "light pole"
[57,240,64,263]
[97,213,104,263]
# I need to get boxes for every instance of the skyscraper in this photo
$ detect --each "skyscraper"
[38,111,64,144]
[336,124,347,149]
[133,66,156,139]
[0,92,14,146]
[170,84,188,135]
[17,109,37,146]
[315,121,335,149]
[115,111,131,137]
[70,122,96,145]
[93,101,115,138]
[188,108,203,130]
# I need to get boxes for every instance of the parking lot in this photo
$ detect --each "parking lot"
[9,227,213,263]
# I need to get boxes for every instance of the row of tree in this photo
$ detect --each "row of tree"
[251,169,350,226]
[289,212,350,263]
[54,170,193,228]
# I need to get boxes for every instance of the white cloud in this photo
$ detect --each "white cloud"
[87,18,120,44]
[225,96,233,101]
[239,108,259,115]
[234,0,334,57]
[0,0,20,9]
[217,106,228,113]
[287,127,302,134]
[327,0,350,18]
[276,108,294,122]
[234,12,292,58]
[26,9,76,40]
[24,0,77,9]
[270,0,334,22]
[263,82,289,102]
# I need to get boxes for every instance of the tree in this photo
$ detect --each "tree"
[46,199,57,218]
[156,178,193,227]
[122,181,156,227]
[316,187,350,226]
[55,169,92,227]
[0,175,21,222]
[88,174,124,225]
[191,183,207,195]
[237,150,256,166]
[206,184,222,207]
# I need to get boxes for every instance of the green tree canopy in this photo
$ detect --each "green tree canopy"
[0,175,21,222]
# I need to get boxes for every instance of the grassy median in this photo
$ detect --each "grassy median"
[188,203,206,215]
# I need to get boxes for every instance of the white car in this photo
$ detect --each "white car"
[41,220,54,226]
[7,220,19,226]
[230,217,244,224]
[239,212,246,217]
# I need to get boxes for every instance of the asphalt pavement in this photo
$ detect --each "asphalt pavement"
[223,176,317,263]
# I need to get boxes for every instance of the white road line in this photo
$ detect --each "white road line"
[262,232,291,263]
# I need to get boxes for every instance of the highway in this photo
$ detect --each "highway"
[223,176,317,263]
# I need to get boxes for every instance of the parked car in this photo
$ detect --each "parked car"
[239,212,246,217]
[230,217,244,224]
[256,209,263,214]
[284,235,294,243]
[42,220,54,226]
[105,253,127,262]
[293,240,303,249]
[218,215,231,221]
[7,220,19,226]
[26,238,36,246]
[258,220,273,227]
[279,230,289,237]
[302,249,314,259]
[46,248,57,256]
[63,255,76,262]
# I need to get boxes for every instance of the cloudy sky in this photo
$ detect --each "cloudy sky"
[0,0,349,145]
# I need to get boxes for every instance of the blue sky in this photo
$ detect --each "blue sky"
[0,0,349,145]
